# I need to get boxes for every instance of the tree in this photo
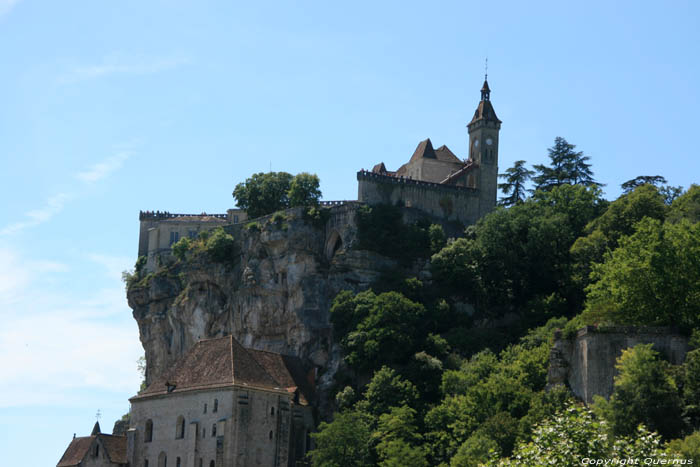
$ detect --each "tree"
[583,218,700,329]
[310,410,373,467]
[288,172,322,207]
[533,137,597,190]
[498,160,534,207]
[361,366,419,416]
[668,184,700,223]
[232,171,323,219]
[621,175,668,193]
[593,344,684,439]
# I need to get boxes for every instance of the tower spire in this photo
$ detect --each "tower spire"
[485,57,488,81]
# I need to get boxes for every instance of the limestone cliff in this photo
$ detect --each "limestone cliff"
[127,204,399,414]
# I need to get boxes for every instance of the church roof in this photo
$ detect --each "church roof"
[132,335,314,404]
[56,433,126,467]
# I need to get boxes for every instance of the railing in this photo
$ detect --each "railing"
[139,211,228,221]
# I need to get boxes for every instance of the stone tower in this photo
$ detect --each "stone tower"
[467,77,502,216]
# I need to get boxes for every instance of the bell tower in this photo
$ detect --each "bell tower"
[467,74,502,216]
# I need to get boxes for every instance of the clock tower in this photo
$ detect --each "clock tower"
[467,77,502,216]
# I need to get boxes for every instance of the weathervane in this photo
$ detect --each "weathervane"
[485,57,488,81]
[96,409,101,422]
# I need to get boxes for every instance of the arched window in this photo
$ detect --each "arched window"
[270,406,275,416]
[175,416,185,439]
[210,461,215,467]
[145,419,153,443]
[176,458,181,467]
[198,459,202,467]
[213,398,218,412]
[158,451,167,467]
[212,423,216,437]
[269,430,273,440]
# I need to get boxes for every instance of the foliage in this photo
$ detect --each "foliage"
[593,344,684,439]
[245,221,260,231]
[373,406,428,467]
[428,223,447,253]
[621,175,668,193]
[171,237,192,261]
[232,171,322,219]
[583,218,700,328]
[304,206,330,229]
[498,160,534,207]
[204,227,236,263]
[360,367,419,416]
[288,172,322,207]
[667,431,700,464]
[310,410,373,467]
[122,256,148,289]
[356,204,432,263]
[487,403,665,466]
[331,291,426,372]
[668,184,700,223]
[533,137,597,191]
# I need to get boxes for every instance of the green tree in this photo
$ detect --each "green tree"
[428,223,447,253]
[583,218,700,328]
[288,172,322,207]
[533,137,597,190]
[621,175,667,193]
[667,431,700,464]
[204,227,236,263]
[373,406,428,467]
[171,237,192,261]
[498,160,534,207]
[668,184,700,223]
[593,344,684,439]
[361,366,419,416]
[232,172,294,218]
[310,410,373,467]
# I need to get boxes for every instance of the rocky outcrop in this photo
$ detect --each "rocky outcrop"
[127,205,399,415]
[547,326,689,403]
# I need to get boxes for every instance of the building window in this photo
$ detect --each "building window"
[233,215,239,223]
[145,460,149,467]
[269,430,273,440]
[213,398,218,412]
[145,419,153,443]
[210,461,215,467]
[176,458,181,467]
[176,415,185,439]
[202,428,205,439]
[212,423,216,437]
[270,407,275,416]
[204,403,207,413]
[199,459,203,467]
[169,231,180,246]
[188,230,196,239]
[94,444,99,457]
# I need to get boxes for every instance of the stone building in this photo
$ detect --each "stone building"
[126,335,315,467]
[358,78,502,224]
[57,422,127,467]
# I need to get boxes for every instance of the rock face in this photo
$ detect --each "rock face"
[127,204,398,415]
[547,326,689,403]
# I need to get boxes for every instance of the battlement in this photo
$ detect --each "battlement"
[356,170,477,193]
[139,210,229,221]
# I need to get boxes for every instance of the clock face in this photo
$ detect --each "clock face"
[486,138,493,146]
[474,139,479,148]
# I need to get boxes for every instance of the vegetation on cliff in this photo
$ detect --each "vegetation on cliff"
[312,138,700,466]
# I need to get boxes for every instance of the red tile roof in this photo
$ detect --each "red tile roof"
[133,335,313,404]
[57,436,93,467]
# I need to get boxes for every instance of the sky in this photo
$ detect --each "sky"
[0,1,699,465]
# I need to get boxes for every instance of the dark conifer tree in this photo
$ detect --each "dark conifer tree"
[533,137,597,190]
[498,160,534,207]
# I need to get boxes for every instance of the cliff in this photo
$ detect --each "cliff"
[127,204,399,414]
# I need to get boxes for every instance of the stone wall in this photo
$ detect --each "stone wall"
[548,326,689,403]
[357,170,481,225]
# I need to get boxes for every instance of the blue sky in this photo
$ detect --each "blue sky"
[1,1,698,465]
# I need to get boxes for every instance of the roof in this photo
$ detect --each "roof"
[163,215,227,223]
[133,335,314,404]
[57,436,93,467]
[434,145,461,163]
[56,434,126,467]
[469,99,501,124]
[441,160,477,185]
[409,138,436,162]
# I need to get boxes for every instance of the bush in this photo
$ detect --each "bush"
[204,227,236,263]
[171,237,192,261]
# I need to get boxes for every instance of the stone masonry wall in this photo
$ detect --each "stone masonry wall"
[548,326,689,403]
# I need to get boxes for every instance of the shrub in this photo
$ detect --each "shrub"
[204,227,236,263]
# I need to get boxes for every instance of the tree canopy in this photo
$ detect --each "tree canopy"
[498,160,534,207]
[533,137,597,191]
[232,171,321,218]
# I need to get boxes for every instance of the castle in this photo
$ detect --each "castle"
[58,79,502,467]
[136,78,501,273]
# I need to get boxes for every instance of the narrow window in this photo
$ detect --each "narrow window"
[233,215,239,223]
[169,231,180,246]
[270,407,275,416]
[145,419,153,443]
[269,430,273,440]
[176,415,185,439]
[204,403,207,413]
[176,458,181,467]
[213,398,218,412]
[202,428,205,439]
[212,423,216,437]
[94,444,99,457]
[145,461,149,467]
[199,459,202,467]
[210,461,215,467]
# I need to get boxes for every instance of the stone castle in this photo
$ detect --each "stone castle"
[57,79,503,467]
